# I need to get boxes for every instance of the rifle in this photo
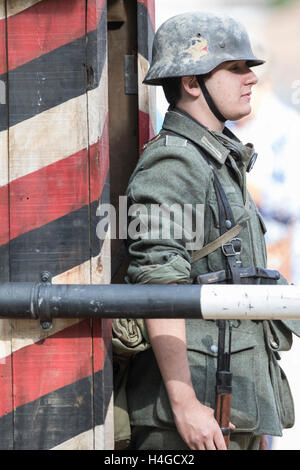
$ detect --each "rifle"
[214,319,233,449]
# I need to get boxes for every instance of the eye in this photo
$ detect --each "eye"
[229,63,240,72]
[229,62,250,75]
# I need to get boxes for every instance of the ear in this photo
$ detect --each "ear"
[181,76,201,98]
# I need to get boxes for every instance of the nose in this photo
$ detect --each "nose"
[245,69,258,86]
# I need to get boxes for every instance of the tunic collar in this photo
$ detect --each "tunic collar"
[162,107,255,169]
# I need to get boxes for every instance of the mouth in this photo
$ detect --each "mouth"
[241,91,252,99]
[241,91,252,103]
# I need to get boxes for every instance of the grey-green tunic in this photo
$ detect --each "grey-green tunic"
[125,108,300,438]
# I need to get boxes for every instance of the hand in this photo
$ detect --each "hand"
[172,397,235,450]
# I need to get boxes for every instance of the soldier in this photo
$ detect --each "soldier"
[121,12,300,451]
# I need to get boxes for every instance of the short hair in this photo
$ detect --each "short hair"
[161,77,182,106]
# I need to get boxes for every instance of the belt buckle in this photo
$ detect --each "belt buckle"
[222,238,242,257]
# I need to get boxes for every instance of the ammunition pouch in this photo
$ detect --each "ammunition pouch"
[194,266,280,286]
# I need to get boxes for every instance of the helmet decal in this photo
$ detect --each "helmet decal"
[184,36,208,61]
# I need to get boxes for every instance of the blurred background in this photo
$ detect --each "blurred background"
[154,0,300,450]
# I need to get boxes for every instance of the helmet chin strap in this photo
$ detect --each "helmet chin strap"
[197,76,227,123]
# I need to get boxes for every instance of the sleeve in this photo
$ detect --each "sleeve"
[125,142,211,284]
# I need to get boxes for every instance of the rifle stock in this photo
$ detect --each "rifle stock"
[215,320,233,449]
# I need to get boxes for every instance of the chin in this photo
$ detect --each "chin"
[228,105,252,122]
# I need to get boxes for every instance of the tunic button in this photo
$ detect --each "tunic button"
[269,336,279,350]
[210,344,218,354]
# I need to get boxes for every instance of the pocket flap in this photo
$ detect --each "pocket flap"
[186,319,258,357]
[256,210,267,234]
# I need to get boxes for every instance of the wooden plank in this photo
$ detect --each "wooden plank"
[0,4,8,277]
[87,0,113,450]
[107,0,139,286]
[2,0,86,73]
[137,0,156,152]
[5,0,43,18]
[0,1,13,450]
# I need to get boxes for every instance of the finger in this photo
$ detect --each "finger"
[193,442,205,451]
[214,429,227,450]
[187,439,205,451]
[229,422,236,430]
[205,439,217,451]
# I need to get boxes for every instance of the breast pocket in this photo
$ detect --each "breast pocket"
[250,209,268,266]
[206,200,250,272]
[256,210,267,235]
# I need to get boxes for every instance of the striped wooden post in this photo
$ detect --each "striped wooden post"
[0,0,112,450]
[0,0,156,449]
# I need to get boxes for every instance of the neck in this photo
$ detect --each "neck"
[176,100,225,132]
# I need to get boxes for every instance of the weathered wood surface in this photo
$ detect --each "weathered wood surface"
[0,0,112,450]
[137,0,156,153]
[0,0,156,450]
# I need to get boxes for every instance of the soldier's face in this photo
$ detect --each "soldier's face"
[204,60,258,121]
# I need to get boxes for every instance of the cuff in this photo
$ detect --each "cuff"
[128,254,191,285]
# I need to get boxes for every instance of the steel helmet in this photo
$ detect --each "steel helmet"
[144,11,264,86]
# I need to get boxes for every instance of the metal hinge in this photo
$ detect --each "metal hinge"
[124,55,138,95]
